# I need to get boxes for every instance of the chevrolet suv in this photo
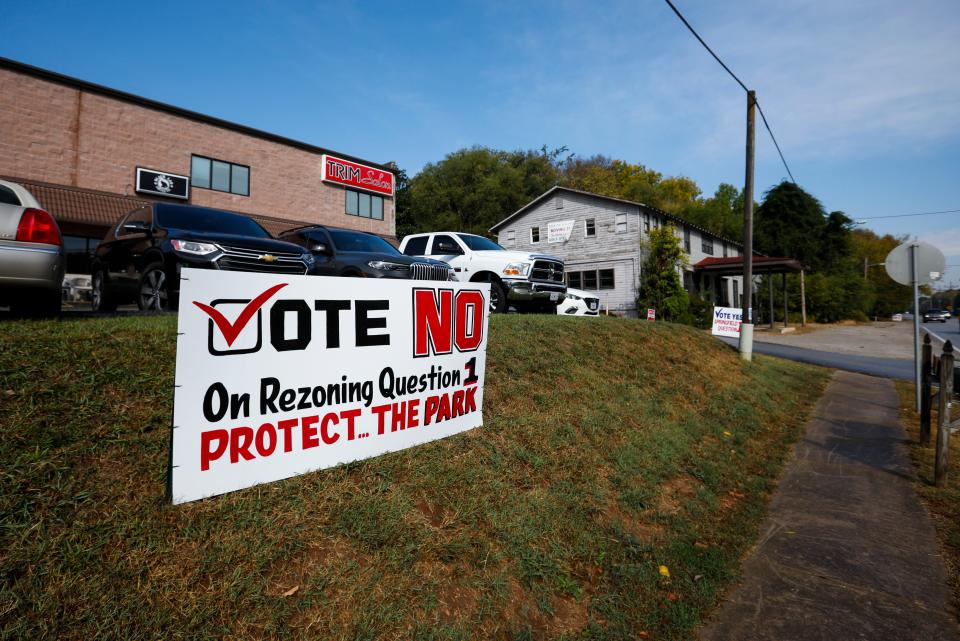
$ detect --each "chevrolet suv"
[279,225,452,281]
[91,203,314,312]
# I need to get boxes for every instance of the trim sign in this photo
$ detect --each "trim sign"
[321,154,394,197]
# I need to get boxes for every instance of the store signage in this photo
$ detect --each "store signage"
[321,154,394,197]
[135,167,189,200]
[169,269,489,504]
[711,306,744,337]
[547,220,575,243]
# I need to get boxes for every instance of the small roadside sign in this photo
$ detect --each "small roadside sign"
[711,306,744,337]
[647,309,656,321]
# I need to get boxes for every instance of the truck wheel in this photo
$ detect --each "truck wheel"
[488,280,507,314]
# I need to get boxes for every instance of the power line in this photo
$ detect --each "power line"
[663,0,796,184]
[663,0,748,92]
[857,208,960,221]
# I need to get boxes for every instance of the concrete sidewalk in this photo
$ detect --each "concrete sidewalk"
[699,371,959,641]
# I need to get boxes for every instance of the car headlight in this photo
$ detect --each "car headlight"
[502,262,531,277]
[567,293,581,301]
[367,260,409,271]
[171,239,219,256]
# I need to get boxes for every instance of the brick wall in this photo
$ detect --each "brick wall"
[0,67,394,236]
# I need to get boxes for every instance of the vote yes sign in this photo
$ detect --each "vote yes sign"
[169,269,489,504]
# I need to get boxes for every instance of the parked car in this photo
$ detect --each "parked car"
[398,232,566,313]
[923,308,951,323]
[0,179,64,316]
[557,287,600,316]
[278,225,452,281]
[91,203,314,312]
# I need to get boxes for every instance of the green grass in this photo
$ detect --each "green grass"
[0,314,829,640]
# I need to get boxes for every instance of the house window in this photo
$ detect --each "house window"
[583,270,598,290]
[531,227,540,243]
[644,213,650,232]
[506,230,515,246]
[615,213,627,234]
[345,189,384,220]
[567,271,582,289]
[585,218,596,237]
[723,243,728,258]
[702,237,714,255]
[556,197,564,209]
[191,155,250,196]
[683,228,691,253]
[599,269,615,290]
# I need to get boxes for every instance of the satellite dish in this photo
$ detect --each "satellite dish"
[884,242,945,286]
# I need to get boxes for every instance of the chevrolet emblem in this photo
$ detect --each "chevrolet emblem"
[260,254,277,263]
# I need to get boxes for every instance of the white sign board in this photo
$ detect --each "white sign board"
[170,269,489,504]
[547,220,575,243]
[711,306,744,337]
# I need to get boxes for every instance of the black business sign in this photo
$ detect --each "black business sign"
[136,167,190,200]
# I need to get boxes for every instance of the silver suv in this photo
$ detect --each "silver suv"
[922,309,951,323]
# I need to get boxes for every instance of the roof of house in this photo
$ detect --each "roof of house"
[694,256,804,274]
[489,185,743,249]
[6,176,310,237]
[0,56,395,174]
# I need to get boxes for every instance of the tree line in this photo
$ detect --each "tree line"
[396,145,915,322]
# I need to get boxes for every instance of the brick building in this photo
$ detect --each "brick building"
[0,57,396,277]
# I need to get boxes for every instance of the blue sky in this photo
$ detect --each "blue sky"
[3,0,959,286]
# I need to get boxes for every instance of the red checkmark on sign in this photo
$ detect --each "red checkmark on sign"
[192,283,288,346]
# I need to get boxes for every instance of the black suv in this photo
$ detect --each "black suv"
[278,225,452,281]
[91,203,314,312]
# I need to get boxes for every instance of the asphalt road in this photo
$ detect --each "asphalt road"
[923,319,960,350]
[718,336,914,380]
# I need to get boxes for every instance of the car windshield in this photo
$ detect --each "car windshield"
[457,234,503,251]
[157,207,271,238]
[329,229,401,254]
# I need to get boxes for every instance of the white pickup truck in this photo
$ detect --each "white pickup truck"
[399,232,566,313]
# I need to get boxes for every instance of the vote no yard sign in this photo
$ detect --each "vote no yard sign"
[169,269,490,504]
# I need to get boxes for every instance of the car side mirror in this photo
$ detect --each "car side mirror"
[310,242,332,255]
[436,242,460,254]
[122,221,149,234]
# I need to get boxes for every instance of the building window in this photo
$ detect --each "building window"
[345,189,384,220]
[582,270,598,290]
[585,218,596,237]
[556,197,564,209]
[63,236,100,274]
[191,155,250,196]
[644,213,650,232]
[599,269,615,289]
[683,228,691,253]
[702,237,714,255]
[615,213,627,234]
[567,271,582,289]
[506,230,515,246]
[722,243,728,258]
[531,227,540,243]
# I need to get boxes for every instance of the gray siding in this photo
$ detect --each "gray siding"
[496,189,744,313]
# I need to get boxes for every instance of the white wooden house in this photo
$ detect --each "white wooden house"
[489,186,744,316]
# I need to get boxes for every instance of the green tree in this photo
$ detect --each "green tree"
[401,146,562,236]
[638,225,689,321]
[754,181,834,269]
[679,183,744,240]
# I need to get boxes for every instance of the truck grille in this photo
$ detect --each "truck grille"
[216,245,308,275]
[409,262,452,281]
[530,259,565,284]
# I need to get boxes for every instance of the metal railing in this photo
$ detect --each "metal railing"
[920,335,958,487]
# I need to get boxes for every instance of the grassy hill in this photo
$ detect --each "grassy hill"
[0,314,829,640]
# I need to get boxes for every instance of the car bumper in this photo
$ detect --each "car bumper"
[504,279,566,304]
[0,241,64,292]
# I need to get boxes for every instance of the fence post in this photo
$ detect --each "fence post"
[921,334,932,446]
[935,340,954,488]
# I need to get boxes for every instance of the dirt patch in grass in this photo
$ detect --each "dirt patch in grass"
[0,314,830,640]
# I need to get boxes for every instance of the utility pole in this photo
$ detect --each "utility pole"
[739,90,756,361]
